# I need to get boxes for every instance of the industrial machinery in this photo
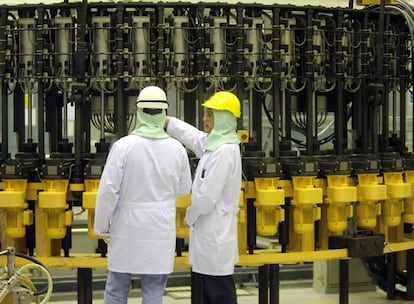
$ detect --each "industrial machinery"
[1,0,414,303]
[0,247,53,304]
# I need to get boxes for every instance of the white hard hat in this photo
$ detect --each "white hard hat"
[136,86,168,109]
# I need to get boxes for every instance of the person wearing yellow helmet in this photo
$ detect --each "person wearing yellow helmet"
[166,91,242,304]
[94,86,192,304]
[201,91,241,118]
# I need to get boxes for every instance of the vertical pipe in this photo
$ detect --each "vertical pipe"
[0,8,6,159]
[74,0,87,82]
[251,90,262,151]
[399,85,406,153]
[116,5,126,137]
[236,7,245,130]
[36,8,45,159]
[361,13,369,153]
[407,249,414,300]
[305,9,315,155]
[195,6,205,130]
[27,92,33,141]
[156,6,166,89]
[279,197,290,253]
[398,20,407,152]
[184,91,197,126]
[63,93,69,139]
[258,265,269,304]
[45,87,61,153]
[247,199,257,254]
[84,98,91,155]
[339,259,349,304]
[269,264,279,304]
[272,7,281,158]
[77,268,93,304]
[377,0,385,78]
[14,88,25,151]
[334,11,344,155]
[372,0,386,154]
[352,27,362,153]
[1,82,7,159]
[381,15,390,153]
[37,87,45,159]
[74,85,85,181]
[386,252,396,299]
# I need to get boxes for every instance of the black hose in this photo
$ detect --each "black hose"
[362,255,408,299]
[13,252,51,296]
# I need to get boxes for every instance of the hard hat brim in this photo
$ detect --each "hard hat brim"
[137,101,168,109]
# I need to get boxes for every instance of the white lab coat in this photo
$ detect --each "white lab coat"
[94,134,192,274]
[167,118,241,276]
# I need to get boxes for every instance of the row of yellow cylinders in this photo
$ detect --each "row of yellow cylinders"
[0,179,72,245]
[253,177,323,236]
[252,171,414,250]
[252,176,323,252]
[81,171,414,245]
[356,172,413,230]
[3,170,414,252]
[253,177,351,230]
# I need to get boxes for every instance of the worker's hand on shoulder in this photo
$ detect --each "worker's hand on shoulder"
[165,116,171,129]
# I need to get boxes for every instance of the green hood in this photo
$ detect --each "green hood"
[203,110,240,151]
[130,108,169,139]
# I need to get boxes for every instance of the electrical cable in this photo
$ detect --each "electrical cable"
[0,249,53,303]
[362,255,408,299]
[357,2,414,298]
[19,263,53,301]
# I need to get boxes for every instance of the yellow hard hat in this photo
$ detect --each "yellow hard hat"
[202,91,241,118]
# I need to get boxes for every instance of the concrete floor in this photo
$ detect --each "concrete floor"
[47,285,414,304]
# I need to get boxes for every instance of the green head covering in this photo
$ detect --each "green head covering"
[130,108,169,139]
[203,109,240,151]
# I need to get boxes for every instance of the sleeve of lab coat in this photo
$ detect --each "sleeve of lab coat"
[184,148,232,226]
[167,117,207,158]
[93,143,124,234]
[178,147,193,196]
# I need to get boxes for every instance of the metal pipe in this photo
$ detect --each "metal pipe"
[156,5,166,89]
[115,5,126,137]
[339,259,349,304]
[335,11,345,155]
[305,9,315,155]
[269,264,279,304]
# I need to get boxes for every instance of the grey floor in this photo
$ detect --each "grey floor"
[49,280,414,304]
[47,285,414,304]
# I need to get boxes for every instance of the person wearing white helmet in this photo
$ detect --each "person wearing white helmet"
[165,91,242,304]
[94,85,192,304]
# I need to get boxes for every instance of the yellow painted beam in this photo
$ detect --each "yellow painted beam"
[385,240,414,253]
[238,249,348,265]
[2,239,414,270]
[0,249,347,270]
[356,0,397,4]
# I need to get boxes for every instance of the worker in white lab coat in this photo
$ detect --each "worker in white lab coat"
[94,86,192,304]
[166,91,242,304]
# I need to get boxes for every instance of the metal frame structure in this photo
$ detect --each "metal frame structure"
[1,0,414,303]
